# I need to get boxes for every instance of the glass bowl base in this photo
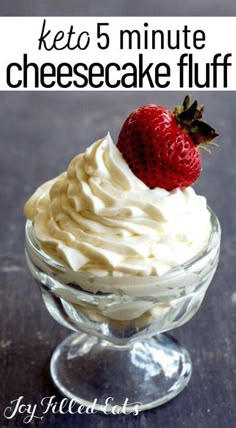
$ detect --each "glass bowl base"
[50,332,192,413]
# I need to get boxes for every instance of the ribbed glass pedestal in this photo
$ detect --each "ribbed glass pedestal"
[50,332,192,413]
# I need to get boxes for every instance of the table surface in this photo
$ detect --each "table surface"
[1,2,236,428]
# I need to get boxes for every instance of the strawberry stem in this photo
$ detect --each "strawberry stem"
[173,96,219,146]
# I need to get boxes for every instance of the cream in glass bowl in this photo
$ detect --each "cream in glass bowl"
[24,134,221,413]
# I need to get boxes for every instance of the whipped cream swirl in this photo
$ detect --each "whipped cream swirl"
[24,134,211,277]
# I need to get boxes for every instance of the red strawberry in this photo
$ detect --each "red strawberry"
[117,96,218,191]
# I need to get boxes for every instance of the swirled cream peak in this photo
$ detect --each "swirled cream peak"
[24,133,211,276]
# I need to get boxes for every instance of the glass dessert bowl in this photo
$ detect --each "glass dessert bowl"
[25,208,220,413]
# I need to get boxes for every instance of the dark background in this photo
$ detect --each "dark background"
[1,1,236,428]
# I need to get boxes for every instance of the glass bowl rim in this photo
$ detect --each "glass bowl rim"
[25,206,221,279]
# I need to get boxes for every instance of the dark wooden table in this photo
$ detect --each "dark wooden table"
[1,2,236,428]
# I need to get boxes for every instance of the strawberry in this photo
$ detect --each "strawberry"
[117,96,218,191]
